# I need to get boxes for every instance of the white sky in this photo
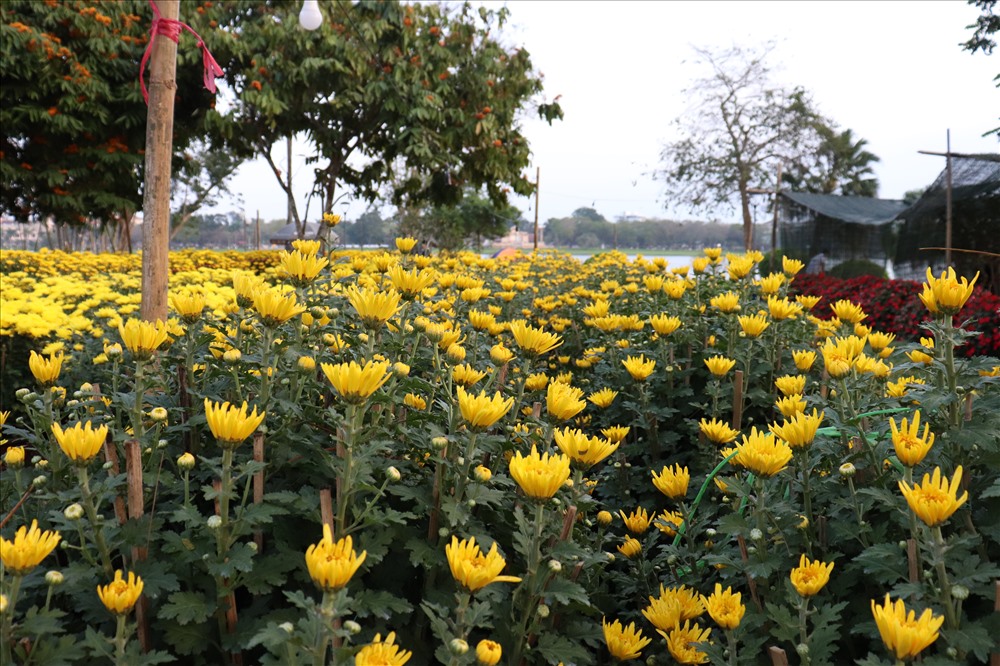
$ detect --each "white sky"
[223,0,999,226]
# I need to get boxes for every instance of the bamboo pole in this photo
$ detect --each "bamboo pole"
[140,0,180,323]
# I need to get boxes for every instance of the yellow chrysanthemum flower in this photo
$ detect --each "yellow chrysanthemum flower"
[203,399,266,448]
[663,279,688,300]
[782,256,804,276]
[304,524,367,592]
[508,445,571,500]
[727,256,755,280]
[704,355,737,377]
[769,409,824,449]
[346,285,402,330]
[602,425,630,443]
[871,594,944,661]
[97,569,144,615]
[546,381,587,421]
[622,354,655,381]
[475,639,502,666]
[828,299,866,324]
[279,250,328,286]
[648,314,682,336]
[169,291,206,323]
[51,420,108,463]
[524,372,549,392]
[322,212,342,227]
[587,388,618,409]
[790,554,834,597]
[661,620,712,665]
[889,410,934,467]
[394,237,418,254]
[553,427,618,469]
[27,350,65,387]
[767,295,803,321]
[490,343,515,365]
[699,418,740,445]
[602,617,652,661]
[738,313,770,338]
[4,446,25,469]
[321,360,392,405]
[704,583,745,630]
[774,393,807,418]
[619,507,652,534]
[355,632,412,666]
[774,374,806,396]
[651,464,690,500]
[0,519,61,575]
[731,427,793,477]
[403,393,427,411]
[456,386,514,430]
[919,266,979,316]
[617,536,642,559]
[118,318,172,357]
[710,291,741,313]
[756,272,785,295]
[452,363,488,388]
[821,336,863,378]
[445,535,521,593]
[792,349,817,371]
[867,331,896,352]
[290,239,321,255]
[796,294,822,311]
[251,288,307,327]
[509,320,563,357]
[898,466,968,527]
[386,264,435,300]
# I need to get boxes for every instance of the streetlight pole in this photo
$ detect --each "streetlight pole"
[140,0,180,323]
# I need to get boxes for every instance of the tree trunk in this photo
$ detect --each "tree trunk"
[739,182,753,251]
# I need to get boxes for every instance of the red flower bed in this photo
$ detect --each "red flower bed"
[790,273,1000,357]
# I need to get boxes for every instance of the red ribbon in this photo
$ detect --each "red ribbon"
[139,0,223,105]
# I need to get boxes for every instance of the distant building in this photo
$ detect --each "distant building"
[494,226,541,249]
[268,222,332,249]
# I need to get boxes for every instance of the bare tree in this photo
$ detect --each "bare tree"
[657,43,821,250]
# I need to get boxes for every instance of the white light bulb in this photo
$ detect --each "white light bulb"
[299,0,323,31]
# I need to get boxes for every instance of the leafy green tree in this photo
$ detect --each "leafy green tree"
[171,141,244,241]
[657,43,823,250]
[190,0,561,237]
[0,0,217,237]
[340,209,395,247]
[783,125,881,197]
[963,0,999,55]
[396,190,521,251]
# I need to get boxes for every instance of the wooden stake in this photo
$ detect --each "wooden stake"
[140,0,180,323]
[102,441,127,526]
[768,646,789,666]
[125,440,151,653]
[320,489,334,530]
[253,432,265,552]
[991,580,1000,666]
[737,535,763,612]
[907,539,920,583]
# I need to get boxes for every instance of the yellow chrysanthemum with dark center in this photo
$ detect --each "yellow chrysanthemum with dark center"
[346,285,402,329]
[769,409,824,449]
[509,320,563,357]
[889,410,934,467]
[0,519,61,575]
[97,569,144,615]
[546,381,587,421]
[789,554,834,597]
[355,632,412,666]
[602,617,652,661]
[898,466,968,527]
[304,524,367,592]
[509,446,571,500]
[321,360,392,405]
[204,399,266,448]
[52,420,109,463]
[871,594,944,661]
[553,427,618,469]
[731,427,793,477]
[445,535,521,593]
[704,583,745,630]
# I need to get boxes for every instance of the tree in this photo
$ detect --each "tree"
[171,141,244,241]
[189,0,562,238]
[0,1,218,240]
[396,190,521,251]
[963,0,999,55]
[657,44,823,250]
[783,125,881,197]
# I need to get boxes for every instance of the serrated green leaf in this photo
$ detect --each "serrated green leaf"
[158,590,214,625]
[161,619,212,656]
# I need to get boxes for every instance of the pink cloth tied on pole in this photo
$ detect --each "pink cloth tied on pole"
[139,0,224,105]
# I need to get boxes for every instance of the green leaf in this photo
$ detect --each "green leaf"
[160,620,212,656]
[158,591,214,625]
[543,577,592,608]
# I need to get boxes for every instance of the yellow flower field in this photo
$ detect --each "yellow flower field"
[1,244,998,665]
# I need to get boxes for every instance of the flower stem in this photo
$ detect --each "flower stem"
[77,465,114,576]
[113,614,129,665]
[930,525,959,630]
[1,574,23,665]
[798,597,812,666]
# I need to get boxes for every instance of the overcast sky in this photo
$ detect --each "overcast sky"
[223,0,999,226]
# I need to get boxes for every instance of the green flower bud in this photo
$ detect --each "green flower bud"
[64,503,85,521]
[449,638,469,656]
[45,570,64,586]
